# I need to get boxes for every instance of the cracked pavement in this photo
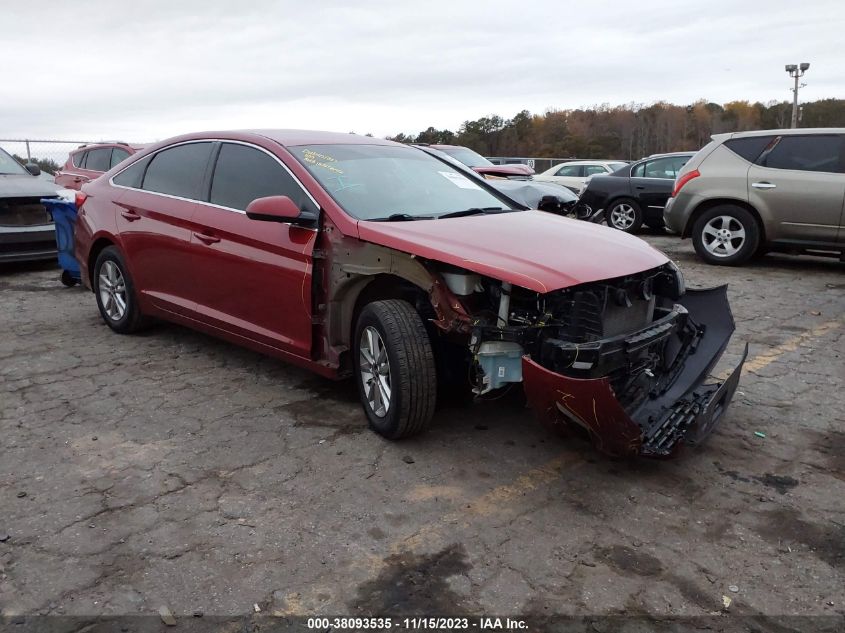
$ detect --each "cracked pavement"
[1,233,843,620]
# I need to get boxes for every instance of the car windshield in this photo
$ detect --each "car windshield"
[289,144,513,221]
[437,146,493,168]
[607,162,628,172]
[0,148,28,175]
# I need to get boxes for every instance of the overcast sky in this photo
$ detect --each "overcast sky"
[1,0,842,142]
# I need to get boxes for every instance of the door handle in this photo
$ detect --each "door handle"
[120,209,141,221]
[193,232,220,244]
[635,186,645,189]
[751,182,776,189]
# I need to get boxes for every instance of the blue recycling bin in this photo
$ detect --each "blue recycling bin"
[42,198,81,287]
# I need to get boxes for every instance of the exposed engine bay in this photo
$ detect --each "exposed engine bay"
[433,261,746,457]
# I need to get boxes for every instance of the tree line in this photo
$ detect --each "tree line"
[387,99,845,160]
[12,154,62,175]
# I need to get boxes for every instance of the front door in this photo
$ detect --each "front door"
[188,141,318,358]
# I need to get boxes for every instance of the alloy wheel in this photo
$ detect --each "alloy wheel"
[359,326,392,417]
[98,260,128,321]
[610,203,636,230]
[702,215,746,258]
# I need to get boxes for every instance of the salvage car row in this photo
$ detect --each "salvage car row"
[70,130,745,458]
[2,127,841,461]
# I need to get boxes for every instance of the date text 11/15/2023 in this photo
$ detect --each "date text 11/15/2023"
[306,616,528,630]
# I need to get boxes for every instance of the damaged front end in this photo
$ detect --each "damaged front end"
[449,263,746,457]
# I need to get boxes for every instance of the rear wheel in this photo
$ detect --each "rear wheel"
[354,300,437,439]
[607,198,643,233]
[93,246,149,333]
[692,205,760,266]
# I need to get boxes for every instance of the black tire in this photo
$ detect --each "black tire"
[93,246,149,333]
[692,204,760,266]
[354,299,437,439]
[607,198,643,233]
[60,270,78,287]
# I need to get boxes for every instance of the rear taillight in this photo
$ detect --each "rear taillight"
[75,192,88,209]
[671,169,700,198]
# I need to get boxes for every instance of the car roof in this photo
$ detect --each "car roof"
[713,128,845,142]
[146,130,401,149]
[645,151,696,158]
[75,142,145,152]
[554,160,623,165]
[249,130,400,147]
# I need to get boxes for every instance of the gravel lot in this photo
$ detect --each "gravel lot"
[1,233,843,626]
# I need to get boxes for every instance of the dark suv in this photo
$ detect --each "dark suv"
[55,142,143,190]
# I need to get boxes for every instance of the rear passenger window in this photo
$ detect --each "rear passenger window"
[584,165,607,176]
[643,156,688,179]
[759,135,844,173]
[113,155,151,188]
[142,142,213,199]
[73,151,87,168]
[85,148,112,172]
[210,143,316,213]
[724,136,775,163]
[110,148,131,168]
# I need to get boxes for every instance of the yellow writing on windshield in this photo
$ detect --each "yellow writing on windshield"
[302,149,344,174]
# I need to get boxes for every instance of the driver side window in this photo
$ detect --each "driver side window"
[209,143,318,213]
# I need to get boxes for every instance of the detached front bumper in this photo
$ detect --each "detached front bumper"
[522,286,747,457]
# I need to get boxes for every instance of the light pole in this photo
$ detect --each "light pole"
[785,63,810,128]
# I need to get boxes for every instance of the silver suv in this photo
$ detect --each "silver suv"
[664,128,845,265]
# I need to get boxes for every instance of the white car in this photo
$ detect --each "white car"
[534,160,628,193]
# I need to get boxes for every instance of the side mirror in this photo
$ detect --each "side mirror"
[25,163,41,176]
[245,195,317,226]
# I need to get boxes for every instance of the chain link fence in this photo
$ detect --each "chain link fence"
[487,156,626,173]
[0,139,95,175]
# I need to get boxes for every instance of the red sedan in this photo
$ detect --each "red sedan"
[75,130,745,457]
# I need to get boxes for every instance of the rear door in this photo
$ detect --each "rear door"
[631,156,690,211]
[748,134,845,243]
[188,141,319,358]
[114,141,214,315]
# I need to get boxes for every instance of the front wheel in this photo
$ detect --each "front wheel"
[607,198,643,233]
[354,300,437,439]
[692,205,760,266]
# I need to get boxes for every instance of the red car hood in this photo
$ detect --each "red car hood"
[357,211,669,293]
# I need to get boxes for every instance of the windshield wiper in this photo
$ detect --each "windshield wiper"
[370,213,434,222]
[437,207,509,219]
